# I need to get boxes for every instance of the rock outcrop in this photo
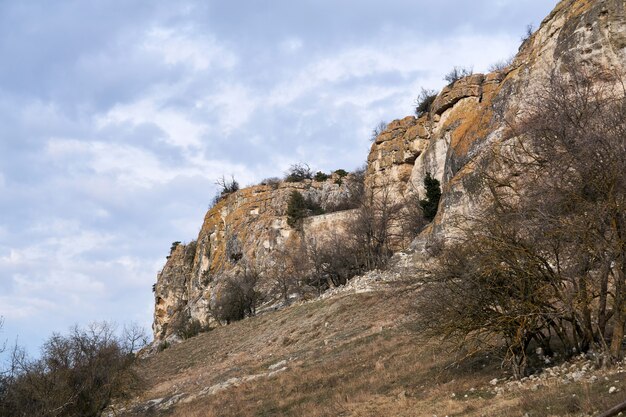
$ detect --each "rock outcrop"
[152,176,359,342]
[152,0,626,344]
[369,0,626,239]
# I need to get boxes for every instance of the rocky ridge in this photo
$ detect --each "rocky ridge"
[152,0,626,345]
[153,175,359,342]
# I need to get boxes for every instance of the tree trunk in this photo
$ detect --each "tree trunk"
[597,258,612,338]
[609,257,626,359]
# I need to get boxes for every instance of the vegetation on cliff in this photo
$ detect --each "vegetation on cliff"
[419,172,441,221]
[418,67,626,377]
[414,87,437,117]
[286,191,324,229]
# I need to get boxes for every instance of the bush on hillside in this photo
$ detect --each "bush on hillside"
[260,177,282,189]
[209,175,240,208]
[417,66,626,377]
[314,171,330,182]
[370,121,387,142]
[213,269,262,324]
[0,322,143,417]
[286,191,324,229]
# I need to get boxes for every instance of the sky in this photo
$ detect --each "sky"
[0,0,557,354]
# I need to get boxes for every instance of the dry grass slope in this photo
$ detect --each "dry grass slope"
[117,277,626,417]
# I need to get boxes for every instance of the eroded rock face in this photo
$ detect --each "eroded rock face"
[367,116,430,197]
[430,74,486,116]
[368,0,626,241]
[152,0,626,343]
[152,177,360,342]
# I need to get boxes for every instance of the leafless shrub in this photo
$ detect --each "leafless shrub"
[370,121,387,142]
[348,181,409,270]
[121,322,149,353]
[521,23,535,43]
[165,311,206,340]
[305,232,363,289]
[284,163,312,183]
[178,319,206,340]
[418,66,626,376]
[488,56,514,72]
[443,66,473,85]
[260,177,281,189]
[267,243,312,305]
[216,175,240,195]
[0,322,141,417]
[213,267,263,324]
[414,88,437,116]
[210,175,240,207]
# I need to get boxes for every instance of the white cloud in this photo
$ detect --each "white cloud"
[47,139,195,187]
[96,93,207,149]
[280,37,304,53]
[3,223,114,266]
[267,34,519,109]
[12,272,105,298]
[330,85,405,108]
[45,136,256,192]
[47,139,173,186]
[201,83,259,136]
[0,221,159,321]
[0,296,59,319]
[143,27,238,72]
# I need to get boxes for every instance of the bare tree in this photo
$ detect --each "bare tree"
[370,121,387,142]
[349,181,407,270]
[213,265,263,324]
[284,163,313,182]
[267,242,312,305]
[305,231,362,288]
[121,323,149,353]
[508,66,626,360]
[417,66,626,376]
[415,88,438,116]
[215,175,239,197]
[0,322,141,417]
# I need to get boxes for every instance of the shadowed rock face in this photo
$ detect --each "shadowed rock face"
[152,0,626,343]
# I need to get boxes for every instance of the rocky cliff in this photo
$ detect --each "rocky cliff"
[152,0,626,344]
[153,175,359,342]
[369,0,626,238]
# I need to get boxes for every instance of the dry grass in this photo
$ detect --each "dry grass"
[517,379,626,417]
[119,278,626,417]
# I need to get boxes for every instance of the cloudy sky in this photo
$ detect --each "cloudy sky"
[0,0,556,353]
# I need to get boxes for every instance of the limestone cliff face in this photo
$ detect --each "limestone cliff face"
[152,176,359,342]
[153,0,626,343]
[368,0,626,242]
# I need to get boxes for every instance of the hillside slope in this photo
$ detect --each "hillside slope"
[128,0,626,415]
[113,273,625,416]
